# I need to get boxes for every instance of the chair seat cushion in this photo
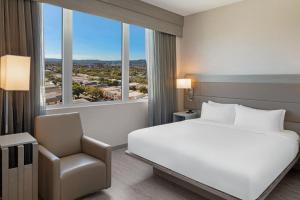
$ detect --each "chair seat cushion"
[60,153,106,200]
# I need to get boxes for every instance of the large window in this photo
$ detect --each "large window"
[129,25,147,100]
[43,4,63,105]
[72,11,122,104]
[43,4,148,106]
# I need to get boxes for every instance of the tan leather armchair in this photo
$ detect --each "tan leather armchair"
[35,112,111,200]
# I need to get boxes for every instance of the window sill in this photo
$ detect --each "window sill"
[46,99,148,111]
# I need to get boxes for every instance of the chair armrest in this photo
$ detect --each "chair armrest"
[38,145,61,200]
[81,135,111,162]
[81,135,112,187]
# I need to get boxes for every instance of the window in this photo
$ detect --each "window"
[129,25,147,100]
[72,11,122,104]
[42,4,148,107]
[43,4,63,105]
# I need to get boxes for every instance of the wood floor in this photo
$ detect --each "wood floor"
[82,148,300,200]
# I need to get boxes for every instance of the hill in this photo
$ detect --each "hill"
[45,58,146,67]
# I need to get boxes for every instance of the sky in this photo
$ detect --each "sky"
[43,4,146,60]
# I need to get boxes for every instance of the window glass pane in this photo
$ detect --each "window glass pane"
[129,25,148,100]
[43,4,62,105]
[72,11,122,104]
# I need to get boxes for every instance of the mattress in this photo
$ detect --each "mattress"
[128,119,299,200]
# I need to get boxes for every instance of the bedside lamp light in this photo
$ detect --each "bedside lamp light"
[176,78,191,89]
[176,78,194,113]
[1,55,31,133]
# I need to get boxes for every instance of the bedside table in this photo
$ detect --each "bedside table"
[0,133,38,200]
[173,111,199,122]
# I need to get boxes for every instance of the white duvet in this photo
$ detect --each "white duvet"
[128,119,299,200]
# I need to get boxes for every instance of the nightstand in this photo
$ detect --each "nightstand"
[0,132,38,200]
[173,111,199,122]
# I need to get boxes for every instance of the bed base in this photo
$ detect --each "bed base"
[125,151,300,200]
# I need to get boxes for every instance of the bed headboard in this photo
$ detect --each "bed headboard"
[184,74,300,134]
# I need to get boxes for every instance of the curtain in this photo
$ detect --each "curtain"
[0,0,43,135]
[148,31,177,126]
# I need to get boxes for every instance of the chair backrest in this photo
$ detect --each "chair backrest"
[35,112,83,158]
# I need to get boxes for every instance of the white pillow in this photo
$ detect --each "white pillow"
[234,105,286,132]
[207,101,236,123]
[201,102,236,124]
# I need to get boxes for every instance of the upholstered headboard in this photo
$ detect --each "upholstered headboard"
[184,74,300,134]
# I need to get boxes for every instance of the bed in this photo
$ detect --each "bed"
[127,74,300,200]
[127,119,299,200]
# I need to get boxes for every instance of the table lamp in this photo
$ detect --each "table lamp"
[0,55,31,133]
[176,78,193,113]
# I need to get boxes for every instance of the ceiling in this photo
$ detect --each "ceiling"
[141,0,244,16]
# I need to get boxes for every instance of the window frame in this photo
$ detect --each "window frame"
[43,6,148,109]
[62,8,73,105]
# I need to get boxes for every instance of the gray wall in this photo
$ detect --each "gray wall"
[181,0,300,75]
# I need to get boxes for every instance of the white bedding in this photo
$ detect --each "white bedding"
[128,119,299,200]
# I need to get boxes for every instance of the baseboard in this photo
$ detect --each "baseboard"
[112,143,127,151]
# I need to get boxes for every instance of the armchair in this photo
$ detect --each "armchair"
[35,112,111,200]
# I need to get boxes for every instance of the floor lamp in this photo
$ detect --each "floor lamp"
[0,55,31,133]
[0,55,37,200]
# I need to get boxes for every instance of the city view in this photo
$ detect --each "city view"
[45,59,148,105]
[43,4,148,105]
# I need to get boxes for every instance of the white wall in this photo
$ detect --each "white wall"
[47,101,148,147]
[181,0,300,75]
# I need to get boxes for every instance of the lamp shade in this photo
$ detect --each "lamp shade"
[0,55,31,91]
[176,78,191,89]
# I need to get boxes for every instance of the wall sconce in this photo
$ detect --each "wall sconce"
[176,78,194,113]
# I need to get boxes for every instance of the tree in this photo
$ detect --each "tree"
[72,82,85,99]
[111,80,120,86]
[51,77,62,86]
[73,68,79,76]
[139,86,148,94]
[85,86,104,101]
[129,85,137,91]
